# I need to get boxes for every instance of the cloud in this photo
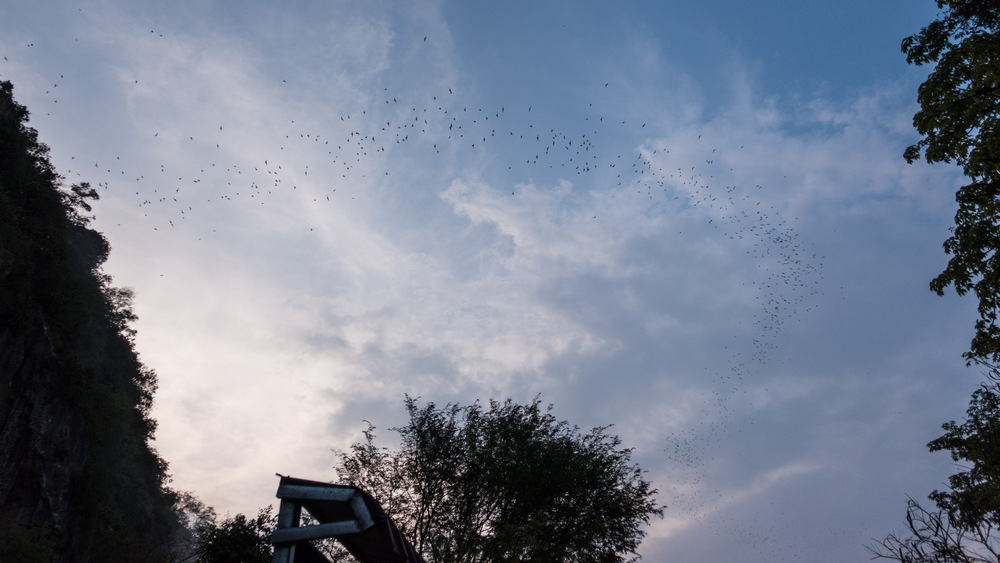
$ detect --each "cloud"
[0,2,983,560]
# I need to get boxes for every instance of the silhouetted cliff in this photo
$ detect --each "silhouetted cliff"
[0,80,184,562]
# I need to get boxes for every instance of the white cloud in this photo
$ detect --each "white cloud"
[0,2,982,560]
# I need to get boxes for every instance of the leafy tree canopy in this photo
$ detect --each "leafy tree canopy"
[902,1,1000,364]
[870,371,1000,562]
[928,379,1000,530]
[871,4,1000,559]
[334,396,663,563]
[194,508,275,563]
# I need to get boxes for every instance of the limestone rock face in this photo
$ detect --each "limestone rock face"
[0,81,181,562]
[0,312,88,546]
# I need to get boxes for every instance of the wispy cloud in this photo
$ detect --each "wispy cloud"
[0,2,979,560]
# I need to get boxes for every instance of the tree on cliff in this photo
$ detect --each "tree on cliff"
[334,396,663,563]
[0,79,189,561]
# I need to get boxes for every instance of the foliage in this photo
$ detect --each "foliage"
[869,498,1000,562]
[901,1,1000,364]
[873,3,1000,560]
[194,508,276,563]
[0,519,58,563]
[334,396,663,563]
[929,379,1000,530]
[870,370,1000,561]
[161,491,219,563]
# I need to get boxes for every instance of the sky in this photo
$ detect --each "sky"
[0,1,985,560]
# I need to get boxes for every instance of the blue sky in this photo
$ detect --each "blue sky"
[0,1,981,561]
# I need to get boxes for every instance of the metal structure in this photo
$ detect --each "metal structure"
[271,475,425,563]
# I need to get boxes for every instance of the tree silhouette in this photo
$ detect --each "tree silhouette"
[334,396,663,563]
[901,0,1000,365]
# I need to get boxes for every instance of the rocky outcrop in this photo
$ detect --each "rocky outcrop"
[0,240,88,557]
[0,310,88,549]
[0,79,182,562]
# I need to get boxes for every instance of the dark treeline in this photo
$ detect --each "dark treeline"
[0,80,201,562]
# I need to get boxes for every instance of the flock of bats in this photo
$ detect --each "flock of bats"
[5,18,826,559]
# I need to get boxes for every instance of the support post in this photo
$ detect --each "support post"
[272,498,303,563]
